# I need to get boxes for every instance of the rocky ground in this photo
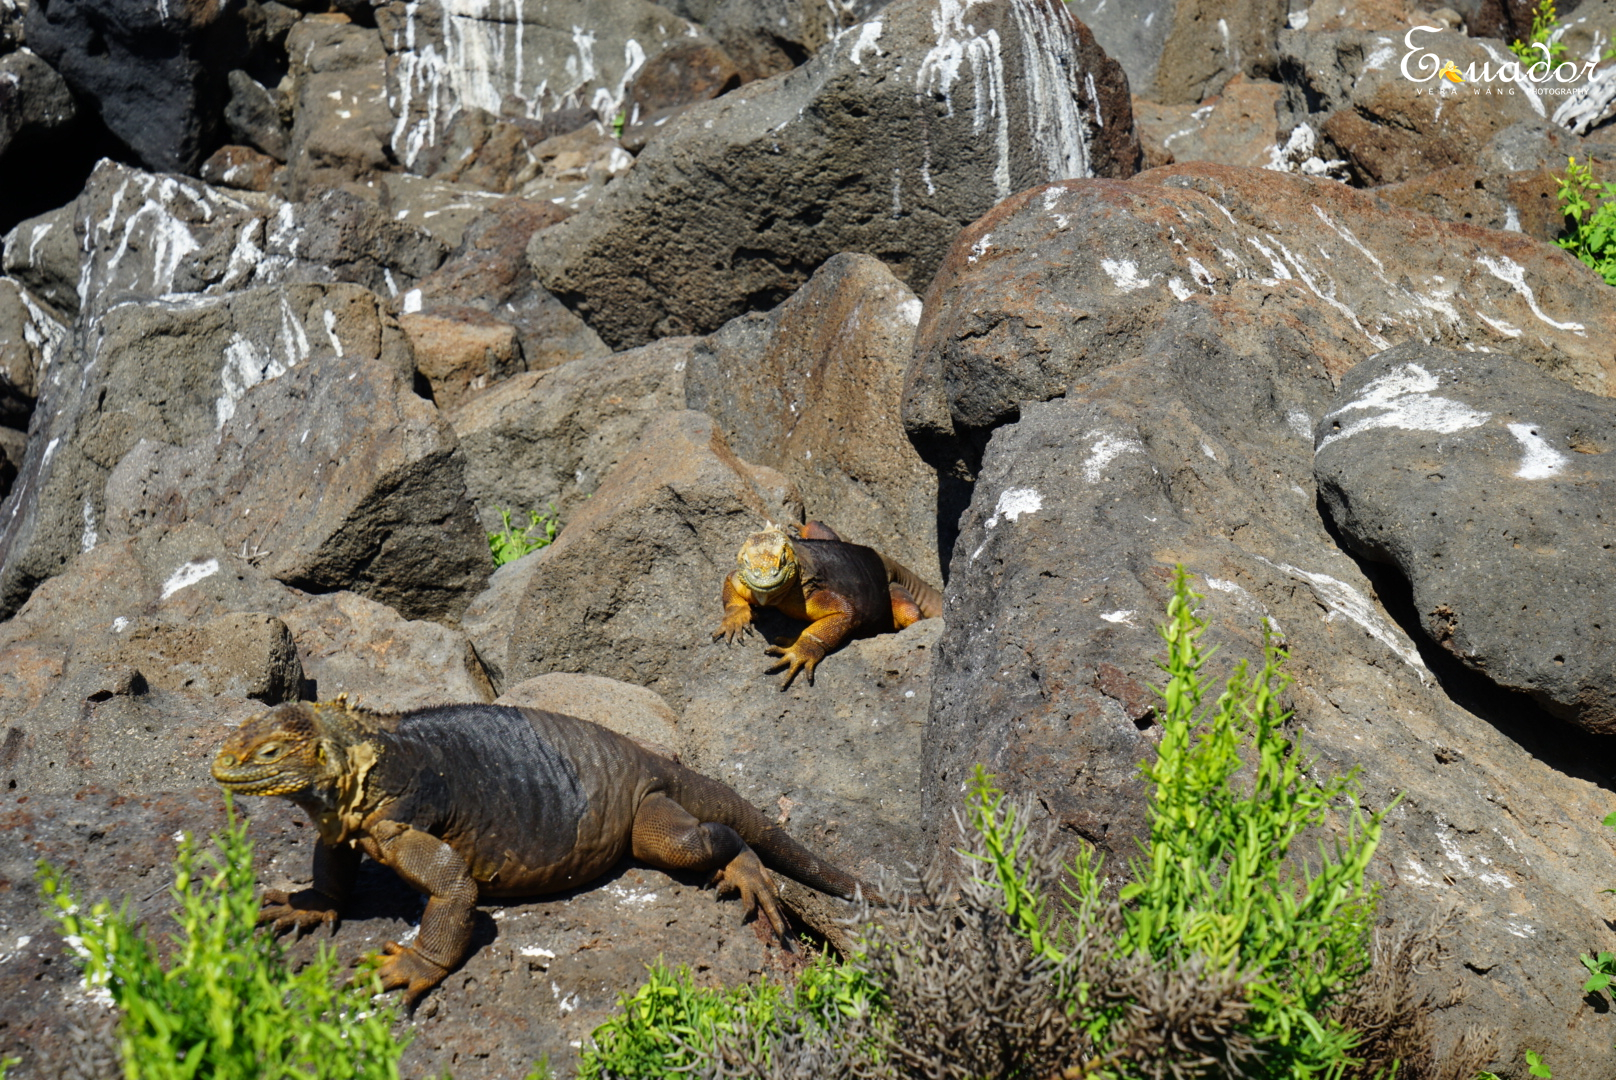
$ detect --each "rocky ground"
[3,0,1616,1075]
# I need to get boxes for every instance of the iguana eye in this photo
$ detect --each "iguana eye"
[255,743,282,761]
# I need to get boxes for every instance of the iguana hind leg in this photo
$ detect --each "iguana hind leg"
[632,792,790,943]
[361,820,479,1007]
[890,582,926,629]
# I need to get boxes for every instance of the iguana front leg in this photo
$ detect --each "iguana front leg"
[765,590,857,689]
[711,573,757,644]
[360,820,479,1007]
[631,791,790,943]
[260,839,359,937]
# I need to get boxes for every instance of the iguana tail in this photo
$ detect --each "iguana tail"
[880,554,944,620]
[666,765,887,905]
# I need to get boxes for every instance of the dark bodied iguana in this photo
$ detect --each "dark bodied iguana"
[212,697,879,1005]
[712,522,943,688]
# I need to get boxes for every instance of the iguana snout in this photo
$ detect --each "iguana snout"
[213,702,334,798]
[735,527,799,603]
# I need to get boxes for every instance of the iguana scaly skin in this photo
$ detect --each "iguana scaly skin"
[212,697,878,1005]
[713,522,943,688]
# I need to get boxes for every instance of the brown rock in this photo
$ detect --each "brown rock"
[686,253,941,585]
[495,672,680,757]
[1132,75,1285,170]
[399,308,522,411]
[449,336,693,535]
[495,411,802,705]
[103,345,491,623]
[408,195,609,372]
[626,38,741,121]
[278,590,495,710]
[0,277,64,430]
[1068,0,1289,105]
[199,144,280,192]
[284,16,395,199]
[905,157,1616,1070]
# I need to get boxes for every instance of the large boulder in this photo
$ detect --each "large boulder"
[23,0,233,172]
[530,0,1139,349]
[905,161,1616,1069]
[1066,0,1288,104]
[1315,343,1616,733]
[101,329,490,622]
[490,410,802,705]
[686,252,941,583]
[376,0,698,174]
[678,617,940,947]
[283,14,396,199]
[0,48,73,160]
[404,195,610,375]
[449,335,694,534]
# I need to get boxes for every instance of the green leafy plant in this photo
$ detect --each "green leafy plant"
[1556,157,1616,285]
[1581,950,1616,993]
[579,954,877,1079]
[1526,1048,1553,1078]
[1510,0,1568,65]
[612,110,627,138]
[38,794,407,1080]
[1099,568,1388,1076]
[488,504,560,566]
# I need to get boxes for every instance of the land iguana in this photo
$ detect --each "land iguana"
[712,522,943,688]
[212,696,880,1005]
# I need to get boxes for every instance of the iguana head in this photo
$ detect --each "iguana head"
[735,526,800,605]
[212,698,368,803]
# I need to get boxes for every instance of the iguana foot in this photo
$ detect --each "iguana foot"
[711,610,755,645]
[712,851,792,947]
[764,635,826,689]
[369,941,451,1008]
[257,888,341,937]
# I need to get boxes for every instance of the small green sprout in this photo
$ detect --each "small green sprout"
[488,504,560,566]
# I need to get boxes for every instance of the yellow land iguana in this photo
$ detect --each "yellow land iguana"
[712,522,943,688]
[212,697,883,1006]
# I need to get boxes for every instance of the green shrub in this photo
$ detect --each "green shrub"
[1556,156,1616,285]
[38,795,407,1080]
[580,954,878,1079]
[488,505,561,566]
[1104,568,1386,1076]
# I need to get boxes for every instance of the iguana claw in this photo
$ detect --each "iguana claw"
[258,887,341,937]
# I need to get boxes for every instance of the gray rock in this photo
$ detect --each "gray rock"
[375,0,697,174]
[1066,0,1288,105]
[0,523,307,798]
[687,252,940,584]
[283,15,395,199]
[530,0,1138,349]
[1275,26,1551,187]
[376,173,512,249]
[460,548,548,691]
[907,160,1616,1070]
[224,68,290,162]
[0,48,73,159]
[403,193,609,371]
[259,188,450,295]
[24,0,220,172]
[679,618,938,947]
[102,342,490,623]
[1315,343,1616,733]
[450,336,694,535]
[0,276,65,430]
[1,203,78,315]
[689,0,870,81]
[498,410,802,705]
[277,590,495,709]
[0,0,25,51]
